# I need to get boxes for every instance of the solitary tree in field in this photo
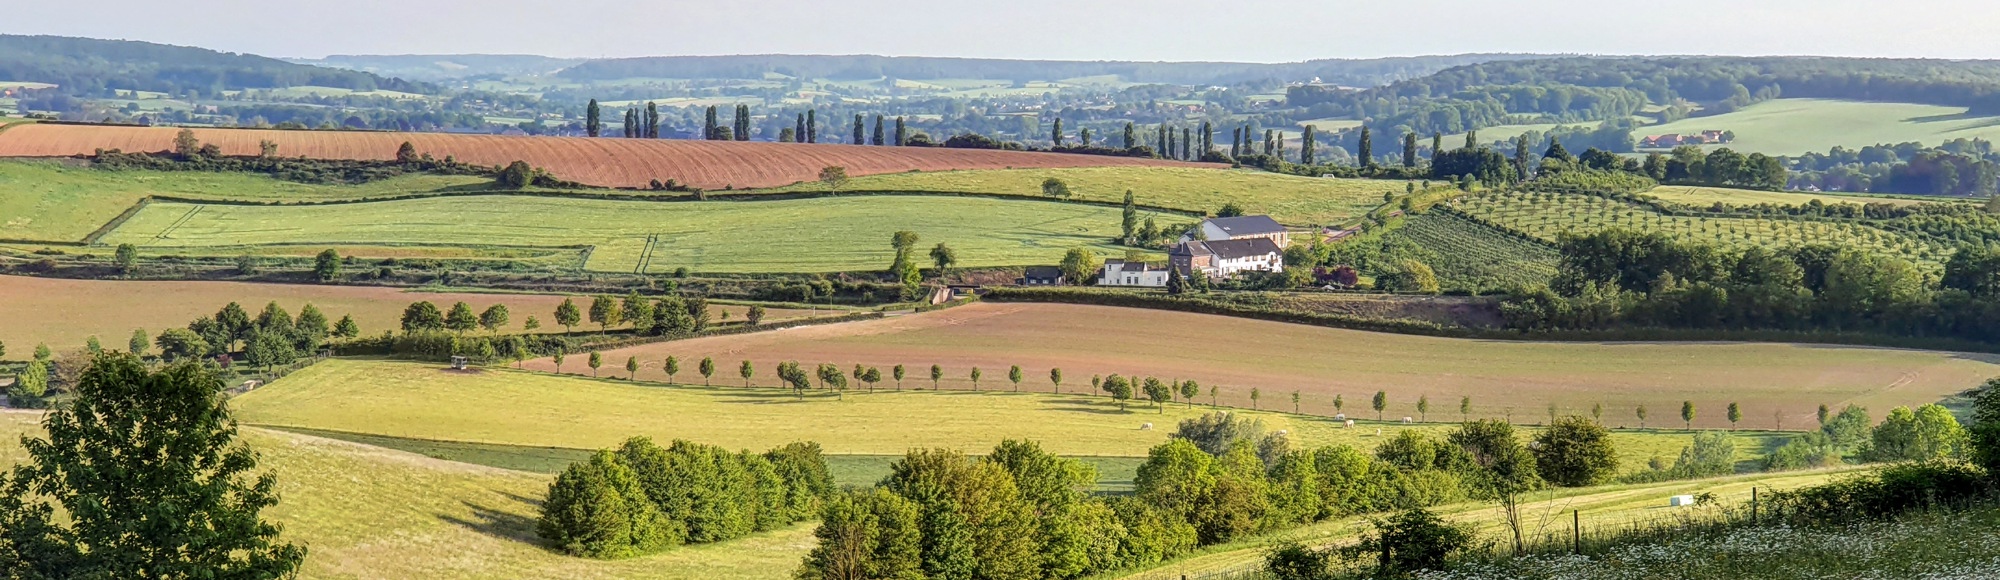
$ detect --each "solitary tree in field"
[555,298,581,334]
[1682,401,1696,430]
[445,302,478,334]
[1291,391,1301,414]
[1334,394,1345,416]
[1179,380,1199,409]
[819,166,849,192]
[1008,365,1023,392]
[970,367,982,391]
[518,316,538,334]
[664,356,679,383]
[1250,388,1262,410]
[1592,402,1604,422]
[314,249,341,283]
[114,243,138,274]
[1041,178,1071,198]
[1210,385,1219,407]
[1372,391,1387,421]
[479,304,510,334]
[1818,404,1830,425]
[588,295,619,332]
[129,329,149,357]
[1049,368,1062,394]
[700,357,715,386]
[745,306,765,326]
[552,350,565,373]
[587,351,602,377]
[930,364,942,390]
[625,356,638,380]
[929,243,957,274]
[1636,405,1648,429]
[1460,396,1471,421]
[1418,395,1430,422]
[1727,402,1742,430]
[1547,402,1559,425]
[892,365,906,390]
[740,360,754,387]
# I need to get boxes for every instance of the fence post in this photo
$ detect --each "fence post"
[1572,509,1580,554]
[1752,486,1759,524]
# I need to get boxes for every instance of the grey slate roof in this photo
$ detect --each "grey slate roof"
[1172,238,1282,260]
[1205,215,1287,237]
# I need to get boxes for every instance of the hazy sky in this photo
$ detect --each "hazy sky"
[8,0,2000,61]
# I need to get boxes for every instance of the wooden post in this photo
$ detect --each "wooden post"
[1752,486,1759,524]
[1572,509,1581,554]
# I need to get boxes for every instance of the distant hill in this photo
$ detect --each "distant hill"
[0,35,432,97]
[553,53,1552,86]
[291,54,585,81]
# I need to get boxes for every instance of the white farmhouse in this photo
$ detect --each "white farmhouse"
[1170,238,1284,279]
[1099,260,1172,287]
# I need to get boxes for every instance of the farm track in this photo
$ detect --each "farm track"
[0,124,1221,189]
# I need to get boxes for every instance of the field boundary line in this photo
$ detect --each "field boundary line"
[152,205,203,242]
[78,196,155,245]
[143,189,1208,218]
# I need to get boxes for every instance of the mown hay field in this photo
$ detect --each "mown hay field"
[1455,189,1956,267]
[0,160,491,242]
[0,275,813,353]
[0,123,1220,189]
[96,195,1169,273]
[756,166,1404,226]
[236,359,1786,473]
[526,302,1998,431]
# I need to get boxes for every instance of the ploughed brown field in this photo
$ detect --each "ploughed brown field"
[523,302,2000,430]
[0,275,815,353]
[0,124,1219,189]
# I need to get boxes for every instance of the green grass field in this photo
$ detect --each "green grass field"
[96,194,1164,273]
[755,167,1404,226]
[0,160,491,242]
[1455,189,1955,268]
[1644,185,1932,208]
[239,359,1796,474]
[1637,98,2000,156]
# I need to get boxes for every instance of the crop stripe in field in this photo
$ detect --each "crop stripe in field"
[151,205,204,242]
[77,196,154,245]
[633,234,659,274]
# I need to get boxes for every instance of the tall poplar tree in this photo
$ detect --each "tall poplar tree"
[1403,132,1418,167]
[806,110,817,143]
[1358,127,1375,169]
[704,106,719,140]
[853,114,865,144]
[1123,122,1136,149]
[873,116,886,145]
[894,117,907,146]
[1432,132,1443,159]
[1199,121,1212,155]
[1231,127,1242,157]
[1052,117,1065,147]
[586,99,601,137]
[1181,127,1191,160]
[734,104,751,141]
[1301,126,1317,165]
[796,114,806,144]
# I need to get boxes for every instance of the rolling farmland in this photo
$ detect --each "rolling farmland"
[0,275,820,352]
[1636,98,2000,156]
[1454,190,1956,267]
[0,123,1220,190]
[1379,211,1562,290]
[519,302,1998,430]
[755,166,1404,225]
[95,195,1168,273]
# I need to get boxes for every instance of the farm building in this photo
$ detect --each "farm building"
[1188,215,1291,247]
[1018,266,1067,286]
[1171,238,1284,279]
[1099,260,1172,287]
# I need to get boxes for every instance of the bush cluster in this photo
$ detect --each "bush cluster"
[538,439,832,558]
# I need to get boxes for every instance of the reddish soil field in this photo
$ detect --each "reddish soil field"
[523,302,2000,430]
[0,124,1219,189]
[0,275,813,354]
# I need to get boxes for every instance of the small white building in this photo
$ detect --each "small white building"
[1100,260,1172,287]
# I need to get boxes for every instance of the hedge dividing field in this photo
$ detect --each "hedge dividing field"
[94,194,1168,273]
[754,166,1407,226]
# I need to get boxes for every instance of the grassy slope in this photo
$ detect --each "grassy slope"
[0,274,816,354]
[0,160,490,242]
[98,195,1169,274]
[523,302,1996,431]
[754,167,1404,226]
[241,359,1788,474]
[1638,98,2000,156]
[0,411,812,580]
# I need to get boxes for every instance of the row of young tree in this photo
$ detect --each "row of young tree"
[1500,228,2000,344]
[397,293,736,338]
[170,301,360,370]
[537,438,833,558]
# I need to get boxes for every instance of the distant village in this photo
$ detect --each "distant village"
[1639,130,1734,149]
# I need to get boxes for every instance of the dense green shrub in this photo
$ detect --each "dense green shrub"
[1170,411,1266,456]
[1865,404,1969,463]
[537,450,678,558]
[537,439,831,559]
[1532,416,1619,487]
[1342,508,1474,578]
[1768,461,1992,523]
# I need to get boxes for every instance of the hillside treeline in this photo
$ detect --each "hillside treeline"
[1789,138,2000,197]
[0,35,429,98]
[1501,228,2000,343]
[555,54,1538,86]
[1356,56,2000,113]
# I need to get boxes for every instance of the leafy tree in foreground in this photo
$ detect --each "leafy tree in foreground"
[1449,420,1541,553]
[538,449,673,558]
[479,304,510,333]
[588,351,603,377]
[0,353,306,576]
[700,357,716,386]
[1682,401,1696,430]
[1532,416,1618,487]
[930,364,942,390]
